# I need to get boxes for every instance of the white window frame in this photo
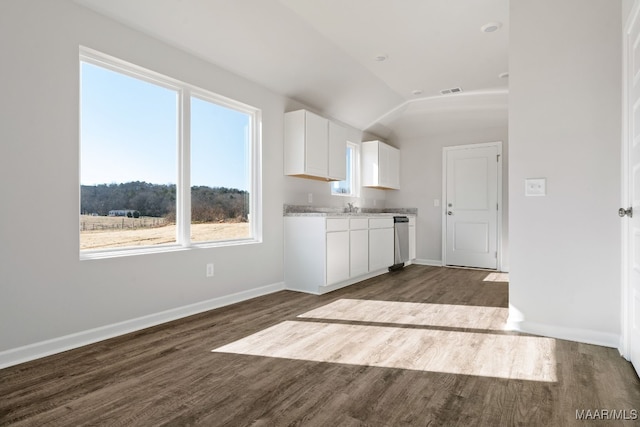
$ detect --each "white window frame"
[331,141,360,198]
[79,47,262,260]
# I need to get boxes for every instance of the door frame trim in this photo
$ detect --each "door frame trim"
[619,0,640,360]
[441,141,503,271]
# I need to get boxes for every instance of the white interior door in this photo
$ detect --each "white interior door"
[623,0,640,377]
[443,143,501,270]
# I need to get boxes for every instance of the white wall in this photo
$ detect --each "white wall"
[283,173,387,210]
[508,0,622,346]
[386,128,509,267]
[0,0,286,365]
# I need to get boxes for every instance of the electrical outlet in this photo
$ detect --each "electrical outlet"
[525,178,546,197]
[206,263,214,277]
[307,193,313,203]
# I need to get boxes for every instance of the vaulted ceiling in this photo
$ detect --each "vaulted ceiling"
[75,0,508,141]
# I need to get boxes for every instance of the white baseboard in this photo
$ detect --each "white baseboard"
[412,258,443,267]
[0,282,285,370]
[505,318,620,349]
[317,269,389,295]
[413,259,509,273]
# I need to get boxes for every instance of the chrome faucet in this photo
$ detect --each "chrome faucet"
[346,203,358,213]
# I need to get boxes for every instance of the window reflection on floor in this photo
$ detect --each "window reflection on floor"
[213,299,557,383]
[483,272,509,282]
[298,299,508,330]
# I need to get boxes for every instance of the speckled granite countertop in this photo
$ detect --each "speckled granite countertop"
[283,205,417,217]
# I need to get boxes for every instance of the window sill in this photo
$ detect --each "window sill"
[80,238,261,260]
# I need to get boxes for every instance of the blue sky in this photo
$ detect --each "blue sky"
[81,62,250,191]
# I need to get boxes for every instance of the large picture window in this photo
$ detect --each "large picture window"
[80,48,261,257]
[190,95,252,243]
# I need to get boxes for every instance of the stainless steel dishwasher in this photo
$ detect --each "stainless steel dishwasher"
[390,216,409,271]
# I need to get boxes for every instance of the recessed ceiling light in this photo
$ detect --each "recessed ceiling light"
[481,22,502,33]
[499,72,509,79]
[374,54,388,62]
[411,89,423,96]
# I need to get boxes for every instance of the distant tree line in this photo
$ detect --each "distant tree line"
[81,181,249,223]
[191,185,249,223]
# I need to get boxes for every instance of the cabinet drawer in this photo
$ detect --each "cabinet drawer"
[350,218,369,230]
[369,217,394,229]
[326,218,349,232]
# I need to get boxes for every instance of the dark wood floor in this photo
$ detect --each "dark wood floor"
[1,265,639,426]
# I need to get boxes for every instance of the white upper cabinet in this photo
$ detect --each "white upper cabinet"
[328,121,347,181]
[362,140,400,190]
[284,109,346,181]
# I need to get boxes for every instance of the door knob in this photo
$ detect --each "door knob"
[619,207,633,218]
[447,211,453,216]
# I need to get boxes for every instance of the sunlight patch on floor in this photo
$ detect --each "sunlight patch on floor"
[298,299,509,331]
[484,272,509,282]
[212,320,557,382]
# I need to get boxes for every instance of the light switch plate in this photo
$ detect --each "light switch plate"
[525,178,546,197]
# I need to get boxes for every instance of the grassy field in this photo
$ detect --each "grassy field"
[80,215,250,250]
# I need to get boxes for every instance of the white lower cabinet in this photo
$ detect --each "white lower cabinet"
[326,230,350,285]
[284,215,399,294]
[349,217,369,277]
[350,229,369,277]
[369,217,394,271]
[409,216,416,261]
[369,228,394,271]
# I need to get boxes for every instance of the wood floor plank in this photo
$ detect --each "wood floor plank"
[1,265,638,426]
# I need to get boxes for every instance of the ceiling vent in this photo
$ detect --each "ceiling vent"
[440,87,463,95]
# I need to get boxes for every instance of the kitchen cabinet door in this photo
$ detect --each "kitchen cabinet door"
[362,140,400,190]
[369,227,394,271]
[328,121,347,181]
[408,216,416,261]
[326,231,350,285]
[386,144,400,189]
[350,229,369,277]
[378,142,391,188]
[284,110,329,179]
[409,225,416,261]
[304,111,329,177]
